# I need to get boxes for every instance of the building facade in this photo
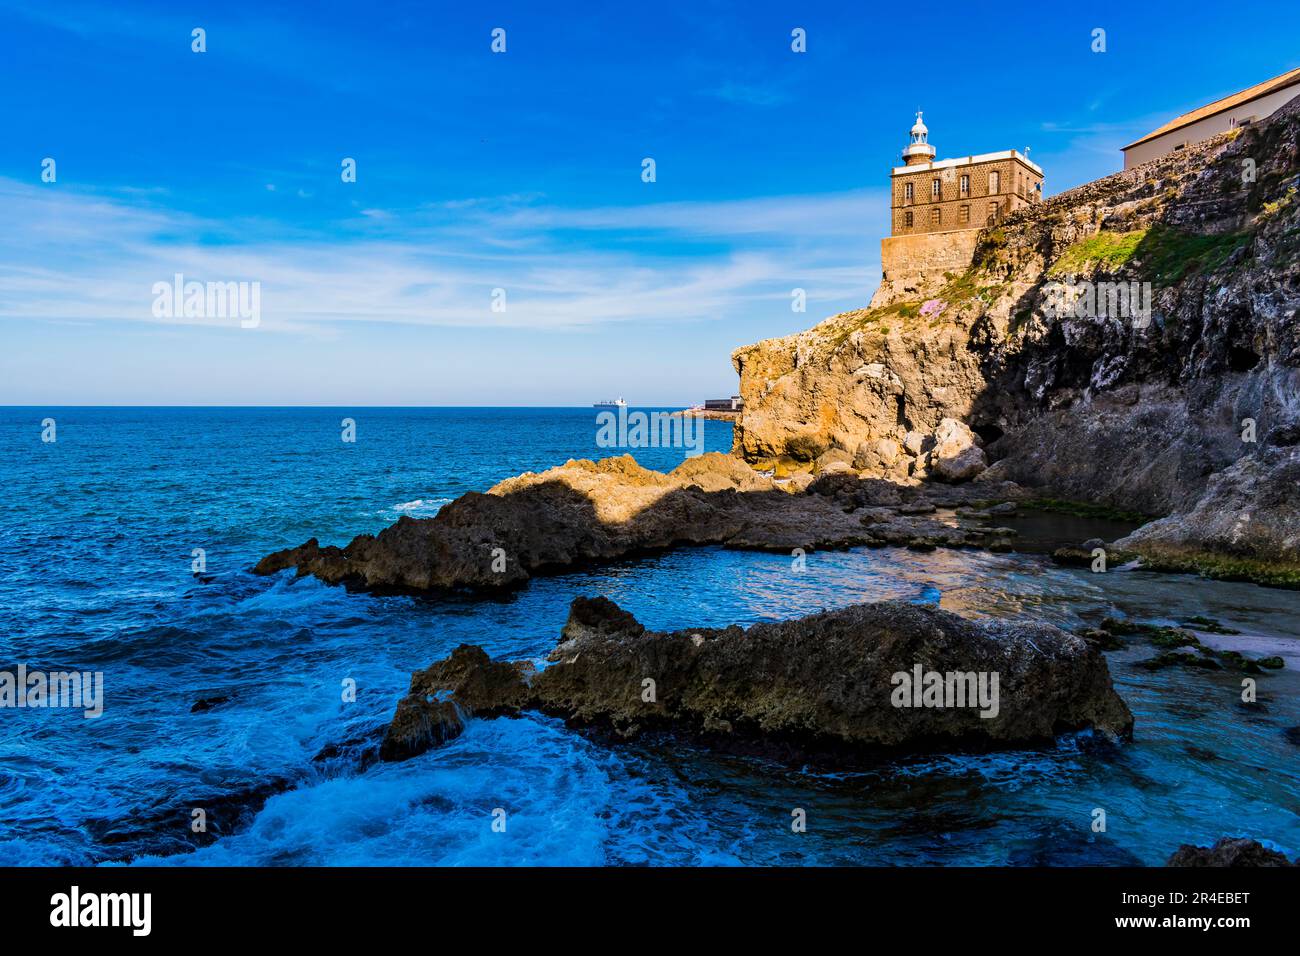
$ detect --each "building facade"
[889,113,1043,237]
[873,114,1044,305]
[1122,67,1300,169]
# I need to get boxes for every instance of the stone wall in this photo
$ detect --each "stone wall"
[872,229,981,306]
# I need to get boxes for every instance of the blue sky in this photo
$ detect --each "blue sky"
[2,0,1297,405]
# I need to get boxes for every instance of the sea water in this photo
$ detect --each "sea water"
[0,407,1296,866]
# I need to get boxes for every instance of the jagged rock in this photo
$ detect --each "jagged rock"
[853,437,905,478]
[380,644,537,761]
[380,696,465,761]
[1116,446,1300,585]
[1167,837,1295,867]
[256,453,1036,593]
[814,446,854,474]
[930,418,988,483]
[784,472,816,493]
[381,596,1134,762]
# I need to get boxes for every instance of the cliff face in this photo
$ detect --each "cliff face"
[731,96,1300,575]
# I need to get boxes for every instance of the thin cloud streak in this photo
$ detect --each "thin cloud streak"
[1,179,885,333]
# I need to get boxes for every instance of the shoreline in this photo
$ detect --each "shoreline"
[670,408,740,420]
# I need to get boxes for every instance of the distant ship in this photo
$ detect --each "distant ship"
[592,397,628,409]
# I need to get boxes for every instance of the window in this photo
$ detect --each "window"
[932,178,941,197]
[931,207,941,227]
[989,171,1000,194]
[960,204,970,224]
[960,174,969,195]
[987,201,999,225]
[904,211,913,227]
[904,182,914,201]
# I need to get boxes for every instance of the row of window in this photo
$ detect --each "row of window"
[904,171,1004,201]
[902,202,1001,228]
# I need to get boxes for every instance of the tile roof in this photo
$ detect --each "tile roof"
[1122,66,1300,151]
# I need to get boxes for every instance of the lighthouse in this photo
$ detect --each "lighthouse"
[902,111,936,166]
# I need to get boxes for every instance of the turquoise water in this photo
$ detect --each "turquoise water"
[1,407,1297,866]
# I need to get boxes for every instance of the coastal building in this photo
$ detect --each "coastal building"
[704,396,743,411]
[890,112,1043,236]
[1122,67,1300,169]
[875,113,1043,302]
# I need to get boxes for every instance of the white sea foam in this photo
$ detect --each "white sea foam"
[140,718,626,867]
[389,498,453,517]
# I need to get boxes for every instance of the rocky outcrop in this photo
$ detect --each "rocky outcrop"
[381,596,1134,762]
[1167,837,1295,867]
[379,645,536,760]
[732,311,992,479]
[731,95,1300,578]
[255,451,1032,593]
[1116,445,1300,586]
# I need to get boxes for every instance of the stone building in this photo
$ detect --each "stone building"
[874,114,1044,304]
[1122,66,1300,169]
[890,112,1043,236]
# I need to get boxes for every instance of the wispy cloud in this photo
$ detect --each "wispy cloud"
[0,179,885,334]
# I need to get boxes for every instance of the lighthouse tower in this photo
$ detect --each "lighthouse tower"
[902,111,936,166]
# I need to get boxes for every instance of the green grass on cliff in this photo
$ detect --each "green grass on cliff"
[825,268,1005,349]
[1049,225,1252,286]
[1136,225,1252,285]
[1048,230,1146,274]
[822,300,918,347]
[935,269,1005,314]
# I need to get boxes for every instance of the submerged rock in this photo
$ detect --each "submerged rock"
[1167,837,1295,867]
[381,596,1133,763]
[190,693,235,713]
[1099,616,1284,672]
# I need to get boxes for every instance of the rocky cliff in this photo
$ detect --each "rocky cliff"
[732,95,1300,581]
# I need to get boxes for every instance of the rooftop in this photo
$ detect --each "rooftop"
[891,149,1044,177]
[1121,66,1300,151]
